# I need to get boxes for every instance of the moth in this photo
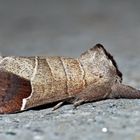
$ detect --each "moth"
[0,44,140,114]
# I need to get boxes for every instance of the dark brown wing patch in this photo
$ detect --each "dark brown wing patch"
[0,70,31,114]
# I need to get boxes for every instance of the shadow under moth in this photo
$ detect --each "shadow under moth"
[0,44,140,114]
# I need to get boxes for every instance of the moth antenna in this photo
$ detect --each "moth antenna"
[110,83,140,99]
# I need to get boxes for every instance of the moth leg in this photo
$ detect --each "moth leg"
[52,101,64,111]
[71,83,111,108]
[73,99,85,108]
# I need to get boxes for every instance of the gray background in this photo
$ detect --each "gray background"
[0,0,140,140]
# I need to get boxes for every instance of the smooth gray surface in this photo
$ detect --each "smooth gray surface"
[0,1,140,140]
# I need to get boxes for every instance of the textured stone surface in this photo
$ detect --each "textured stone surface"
[1,99,140,140]
[0,1,140,140]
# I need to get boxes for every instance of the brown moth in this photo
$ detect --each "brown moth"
[0,44,140,114]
